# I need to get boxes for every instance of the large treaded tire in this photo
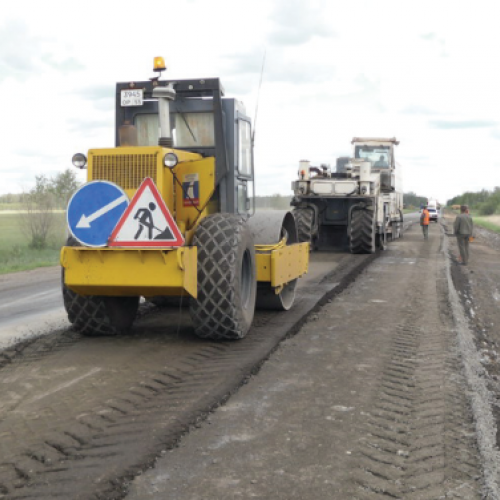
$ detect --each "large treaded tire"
[350,208,376,254]
[292,208,315,246]
[61,237,139,336]
[63,288,139,336]
[189,213,257,340]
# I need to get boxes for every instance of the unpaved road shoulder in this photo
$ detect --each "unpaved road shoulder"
[444,213,500,488]
[126,221,483,498]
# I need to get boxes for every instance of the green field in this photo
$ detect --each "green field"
[446,208,500,234]
[475,217,500,234]
[0,213,67,274]
[0,202,25,212]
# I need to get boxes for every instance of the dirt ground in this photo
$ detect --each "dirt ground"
[0,252,371,499]
[444,212,500,377]
[2,216,500,499]
[444,212,500,480]
[126,221,489,499]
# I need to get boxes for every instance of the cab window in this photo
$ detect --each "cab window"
[134,112,215,148]
[355,145,391,168]
[238,120,252,177]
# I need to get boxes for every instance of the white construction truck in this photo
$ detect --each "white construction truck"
[291,137,404,253]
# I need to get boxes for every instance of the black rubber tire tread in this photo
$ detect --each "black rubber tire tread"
[350,208,376,254]
[63,290,139,336]
[61,237,139,336]
[292,208,315,245]
[61,236,80,324]
[189,213,257,340]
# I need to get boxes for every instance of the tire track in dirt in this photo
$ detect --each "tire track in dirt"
[442,217,500,498]
[0,255,375,499]
[353,229,482,499]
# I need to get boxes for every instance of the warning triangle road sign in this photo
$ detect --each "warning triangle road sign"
[108,178,185,247]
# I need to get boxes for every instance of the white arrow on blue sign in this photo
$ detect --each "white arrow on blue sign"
[67,181,129,247]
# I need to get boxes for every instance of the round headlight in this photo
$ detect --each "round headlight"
[72,153,87,169]
[163,152,178,169]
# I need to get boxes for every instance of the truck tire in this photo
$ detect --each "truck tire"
[61,237,139,336]
[189,214,257,340]
[293,208,314,246]
[350,208,376,254]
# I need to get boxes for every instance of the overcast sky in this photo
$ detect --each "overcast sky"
[1,0,498,203]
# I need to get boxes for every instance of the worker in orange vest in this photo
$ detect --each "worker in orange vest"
[420,205,430,240]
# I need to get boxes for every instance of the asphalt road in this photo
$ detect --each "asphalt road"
[0,267,65,349]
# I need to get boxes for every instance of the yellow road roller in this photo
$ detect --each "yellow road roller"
[60,58,309,340]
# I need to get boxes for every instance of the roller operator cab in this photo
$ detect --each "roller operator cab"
[291,137,404,254]
[61,59,309,341]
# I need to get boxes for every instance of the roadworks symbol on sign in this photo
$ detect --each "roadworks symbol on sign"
[108,178,185,247]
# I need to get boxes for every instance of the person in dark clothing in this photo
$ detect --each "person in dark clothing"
[453,205,473,265]
[374,155,388,168]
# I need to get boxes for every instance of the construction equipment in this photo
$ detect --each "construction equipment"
[291,137,403,253]
[60,58,309,340]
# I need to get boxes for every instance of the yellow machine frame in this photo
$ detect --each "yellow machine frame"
[61,146,309,299]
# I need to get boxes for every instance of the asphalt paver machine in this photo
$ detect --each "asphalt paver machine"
[61,58,308,340]
[291,137,404,253]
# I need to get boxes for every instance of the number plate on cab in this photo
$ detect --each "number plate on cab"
[121,89,143,107]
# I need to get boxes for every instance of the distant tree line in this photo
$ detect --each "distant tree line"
[256,192,430,210]
[402,192,427,209]
[0,170,80,211]
[0,193,23,204]
[447,188,500,215]
[255,194,292,210]
[13,169,80,249]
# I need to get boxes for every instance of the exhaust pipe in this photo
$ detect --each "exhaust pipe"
[152,83,176,147]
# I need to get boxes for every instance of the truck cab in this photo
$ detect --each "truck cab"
[115,78,254,216]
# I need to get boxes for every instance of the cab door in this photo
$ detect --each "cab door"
[235,116,254,215]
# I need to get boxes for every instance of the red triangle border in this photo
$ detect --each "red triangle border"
[108,178,185,247]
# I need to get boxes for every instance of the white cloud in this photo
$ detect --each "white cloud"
[0,0,499,204]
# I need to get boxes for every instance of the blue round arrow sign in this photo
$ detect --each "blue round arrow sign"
[67,181,129,247]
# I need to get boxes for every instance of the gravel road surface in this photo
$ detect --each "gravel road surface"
[127,220,487,499]
[2,212,496,500]
[0,251,365,499]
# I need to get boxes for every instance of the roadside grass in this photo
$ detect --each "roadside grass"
[0,203,24,211]
[475,218,500,234]
[0,213,67,274]
[446,208,500,234]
